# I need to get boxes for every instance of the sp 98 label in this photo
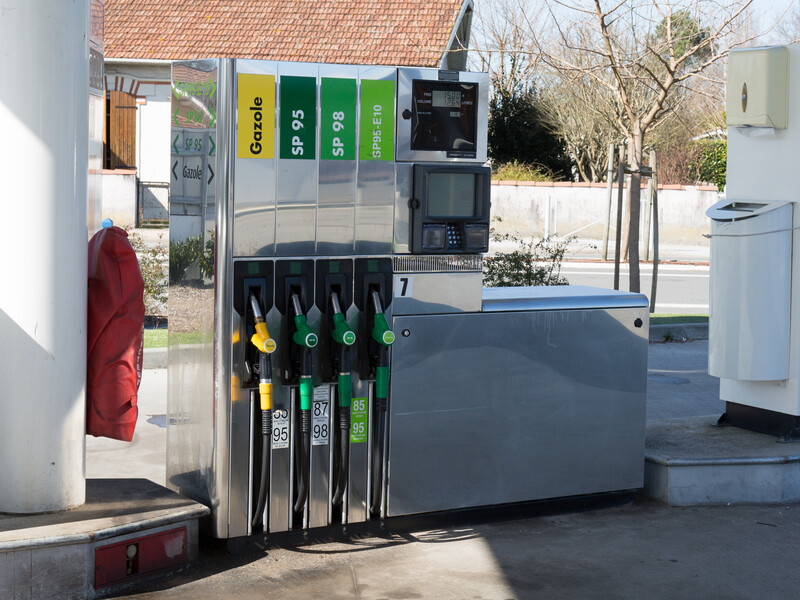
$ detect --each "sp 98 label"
[321,78,356,160]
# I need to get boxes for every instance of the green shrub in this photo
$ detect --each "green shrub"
[692,139,726,190]
[169,235,203,283]
[493,161,554,182]
[484,230,572,287]
[127,229,168,316]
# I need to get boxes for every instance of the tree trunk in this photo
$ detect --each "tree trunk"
[627,129,643,293]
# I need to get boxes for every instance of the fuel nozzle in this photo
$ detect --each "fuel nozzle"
[291,293,319,350]
[248,293,274,529]
[368,290,393,516]
[330,292,356,347]
[330,291,355,508]
[289,292,315,516]
[370,290,395,348]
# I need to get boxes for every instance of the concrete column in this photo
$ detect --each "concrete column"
[0,1,89,512]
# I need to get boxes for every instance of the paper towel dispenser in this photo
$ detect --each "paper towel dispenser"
[726,46,789,129]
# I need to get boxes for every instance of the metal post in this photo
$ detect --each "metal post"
[613,144,626,290]
[545,194,551,239]
[643,151,654,261]
[650,151,659,313]
[0,0,89,512]
[602,143,616,260]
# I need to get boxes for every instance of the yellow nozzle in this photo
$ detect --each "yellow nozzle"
[250,321,276,354]
[258,381,273,410]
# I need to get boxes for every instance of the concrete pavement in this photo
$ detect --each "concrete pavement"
[82,339,800,599]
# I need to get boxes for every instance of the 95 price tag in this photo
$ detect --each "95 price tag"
[271,408,290,450]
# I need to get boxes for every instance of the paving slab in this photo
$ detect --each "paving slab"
[118,499,800,600]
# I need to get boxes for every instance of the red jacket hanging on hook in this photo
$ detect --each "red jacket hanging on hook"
[87,226,145,441]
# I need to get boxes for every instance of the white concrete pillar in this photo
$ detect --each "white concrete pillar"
[0,1,89,512]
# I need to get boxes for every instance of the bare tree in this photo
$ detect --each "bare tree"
[539,50,622,181]
[530,0,759,292]
[472,0,543,94]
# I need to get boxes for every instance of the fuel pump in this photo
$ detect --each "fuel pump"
[276,260,318,524]
[355,258,394,517]
[368,290,394,515]
[314,259,356,521]
[248,293,276,529]
[234,260,276,532]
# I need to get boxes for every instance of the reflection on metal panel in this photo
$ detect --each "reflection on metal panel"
[317,160,356,254]
[387,307,648,517]
[233,60,277,257]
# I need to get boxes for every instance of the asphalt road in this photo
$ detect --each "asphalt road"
[559,261,710,314]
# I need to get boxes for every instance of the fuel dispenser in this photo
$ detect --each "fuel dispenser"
[168,59,648,541]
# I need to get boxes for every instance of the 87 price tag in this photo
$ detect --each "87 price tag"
[312,387,330,446]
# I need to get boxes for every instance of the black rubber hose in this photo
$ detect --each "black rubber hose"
[251,408,272,529]
[293,408,311,514]
[369,397,387,515]
[332,344,351,507]
[332,405,350,506]
[251,353,272,529]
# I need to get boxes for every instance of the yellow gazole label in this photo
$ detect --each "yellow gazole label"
[237,73,275,159]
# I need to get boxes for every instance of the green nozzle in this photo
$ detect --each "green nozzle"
[299,375,313,410]
[337,373,352,408]
[292,315,318,348]
[371,312,395,346]
[375,366,390,400]
[332,313,356,346]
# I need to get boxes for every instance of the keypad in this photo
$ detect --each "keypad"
[446,224,463,249]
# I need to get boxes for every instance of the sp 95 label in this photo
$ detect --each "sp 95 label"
[280,76,316,159]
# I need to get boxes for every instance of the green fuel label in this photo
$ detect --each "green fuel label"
[280,76,316,159]
[320,78,356,160]
[350,397,368,443]
[359,79,395,161]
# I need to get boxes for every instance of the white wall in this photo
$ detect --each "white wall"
[491,182,720,246]
[101,171,138,228]
[137,83,171,183]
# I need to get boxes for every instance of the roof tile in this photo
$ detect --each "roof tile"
[105,0,463,66]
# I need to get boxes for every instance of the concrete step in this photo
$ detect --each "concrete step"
[0,478,208,599]
[644,417,800,506]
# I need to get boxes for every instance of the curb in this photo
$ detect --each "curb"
[143,347,167,369]
[649,323,708,343]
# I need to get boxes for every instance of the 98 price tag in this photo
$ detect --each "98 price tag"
[312,386,329,446]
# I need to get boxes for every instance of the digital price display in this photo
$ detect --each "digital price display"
[410,80,478,158]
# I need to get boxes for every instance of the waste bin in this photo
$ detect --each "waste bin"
[707,199,793,381]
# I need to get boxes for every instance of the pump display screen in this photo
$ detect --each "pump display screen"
[411,80,478,157]
[432,90,461,108]
[427,173,476,217]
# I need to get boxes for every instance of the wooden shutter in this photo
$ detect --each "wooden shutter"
[105,91,137,170]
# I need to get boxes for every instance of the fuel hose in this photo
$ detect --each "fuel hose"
[248,293,275,529]
[368,291,394,516]
[330,292,355,507]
